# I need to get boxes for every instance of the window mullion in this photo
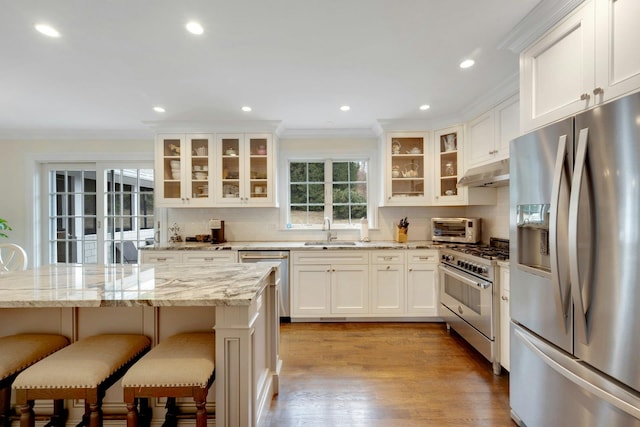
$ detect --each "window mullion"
[324,160,332,220]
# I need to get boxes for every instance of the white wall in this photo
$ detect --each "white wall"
[0,139,153,265]
[465,186,510,242]
[0,136,507,265]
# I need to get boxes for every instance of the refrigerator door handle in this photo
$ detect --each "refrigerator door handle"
[569,127,591,345]
[514,327,640,420]
[549,135,570,331]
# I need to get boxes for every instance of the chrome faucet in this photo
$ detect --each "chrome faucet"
[323,217,335,242]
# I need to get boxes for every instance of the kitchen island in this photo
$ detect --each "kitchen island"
[0,262,281,427]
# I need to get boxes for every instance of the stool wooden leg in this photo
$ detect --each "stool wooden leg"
[194,400,207,427]
[125,400,138,427]
[0,386,10,427]
[87,402,101,427]
[19,401,35,427]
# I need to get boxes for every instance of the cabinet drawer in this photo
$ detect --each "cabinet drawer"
[370,251,405,264]
[292,251,368,265]
[406,250,438,264]
[182,252,237,263]
[140,252,182,263]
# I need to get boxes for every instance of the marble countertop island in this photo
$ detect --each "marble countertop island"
[0,262,276,308]
[141,240,446,251]
[0,262,280,427]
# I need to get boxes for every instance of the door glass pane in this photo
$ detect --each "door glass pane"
[47,169,97,264]
[104,169,155,264]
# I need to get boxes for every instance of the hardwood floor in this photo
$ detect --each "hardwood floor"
[263,322,515,427]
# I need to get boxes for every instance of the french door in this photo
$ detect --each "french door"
[44,162,155,264]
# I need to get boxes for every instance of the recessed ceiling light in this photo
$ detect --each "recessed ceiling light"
[153,106,165,113]
[419,104,430,111]
[459,59,475,69]
[186,21,204,35]
[35,24,60,38]
[241,106,252,112]
[340,105,350,111]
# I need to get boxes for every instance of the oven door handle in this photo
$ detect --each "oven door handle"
[439,265,491,289]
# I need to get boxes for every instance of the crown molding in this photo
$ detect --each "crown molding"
[498,0,586,53]
[278,127,379,139]
[142,119,282,134]
[0,128,153,141]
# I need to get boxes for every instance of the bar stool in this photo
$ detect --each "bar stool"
[13,334,151,427]
[121,332,216,427]
[0,334,69,427]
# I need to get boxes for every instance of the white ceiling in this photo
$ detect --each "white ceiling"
[0,0,543,138]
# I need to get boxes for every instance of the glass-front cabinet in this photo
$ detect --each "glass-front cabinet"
[384,132,430,206]
[433,125,465,205]
[155,134,213,207]
[215,133,274,206]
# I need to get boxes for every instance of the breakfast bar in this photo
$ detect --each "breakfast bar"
[0,262,281,427]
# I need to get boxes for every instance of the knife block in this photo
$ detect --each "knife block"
[395,226,407,243]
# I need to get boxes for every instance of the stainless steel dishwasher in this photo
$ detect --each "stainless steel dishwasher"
[238,250,290,322]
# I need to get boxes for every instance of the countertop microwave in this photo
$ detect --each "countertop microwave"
[431,217,481,243]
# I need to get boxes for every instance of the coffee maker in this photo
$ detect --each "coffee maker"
[208,219,226,244]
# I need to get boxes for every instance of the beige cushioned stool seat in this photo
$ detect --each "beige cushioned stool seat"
[0,334,69,427]
[13,334,151,427]
[121,332,215,427]
[0,334,69,382]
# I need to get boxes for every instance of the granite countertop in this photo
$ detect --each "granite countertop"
[141,240,446,251]
[0,262,276,308]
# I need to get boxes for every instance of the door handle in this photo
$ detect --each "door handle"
[549,135,570,331]
[569,127,591,345]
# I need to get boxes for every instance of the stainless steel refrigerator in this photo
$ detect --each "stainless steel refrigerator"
[509,91,640,426]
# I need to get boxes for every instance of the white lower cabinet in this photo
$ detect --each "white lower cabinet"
[370,251,406,314]
[406,251,439,316]
[499,264,511,371]
[291,251,369,318]
[140,250,237,264]
[292,249,439,320]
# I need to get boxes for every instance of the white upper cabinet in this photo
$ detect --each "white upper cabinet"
[467,94,520,169]
[432,125,496,206]
[155,134,214,207]
[467,111,495,168]
[520,0,595,132]
[594,0,640,101]
[382,132,432,206]
[521,0,640,132]
[215,133,275,207]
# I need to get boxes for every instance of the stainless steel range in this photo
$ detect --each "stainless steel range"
[438,237,508,375]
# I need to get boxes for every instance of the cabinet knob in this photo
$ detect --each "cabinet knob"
[580,93,590,101]
[593,87,604,96]
[501,295,509,301]
[386,266,390,270]
[408,268,413,272]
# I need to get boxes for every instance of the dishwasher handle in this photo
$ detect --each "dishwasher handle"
[240,254,289,260]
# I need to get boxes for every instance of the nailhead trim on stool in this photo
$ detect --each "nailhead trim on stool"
[0,334,69,427]
[121,332,216,427]
[12,334,151,427]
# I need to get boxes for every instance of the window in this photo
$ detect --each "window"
[45,164,154,264]
[288,160,368,227]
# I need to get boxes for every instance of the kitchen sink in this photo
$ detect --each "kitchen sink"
[304,241,357,246]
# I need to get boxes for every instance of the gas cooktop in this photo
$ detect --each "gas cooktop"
[446,238,509,261]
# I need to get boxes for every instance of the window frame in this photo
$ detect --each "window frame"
[287,159,370,229]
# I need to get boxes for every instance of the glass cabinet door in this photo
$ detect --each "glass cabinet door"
[219,135,242,202]
[248,136,269,201]
[434,125,464,203]
[388,134,426,203]
[187,136,211,203]
[159,136,184,202]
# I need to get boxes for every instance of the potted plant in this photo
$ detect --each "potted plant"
[0,218,11,238]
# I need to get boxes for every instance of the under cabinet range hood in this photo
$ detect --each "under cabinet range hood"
[457,159,509,187]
